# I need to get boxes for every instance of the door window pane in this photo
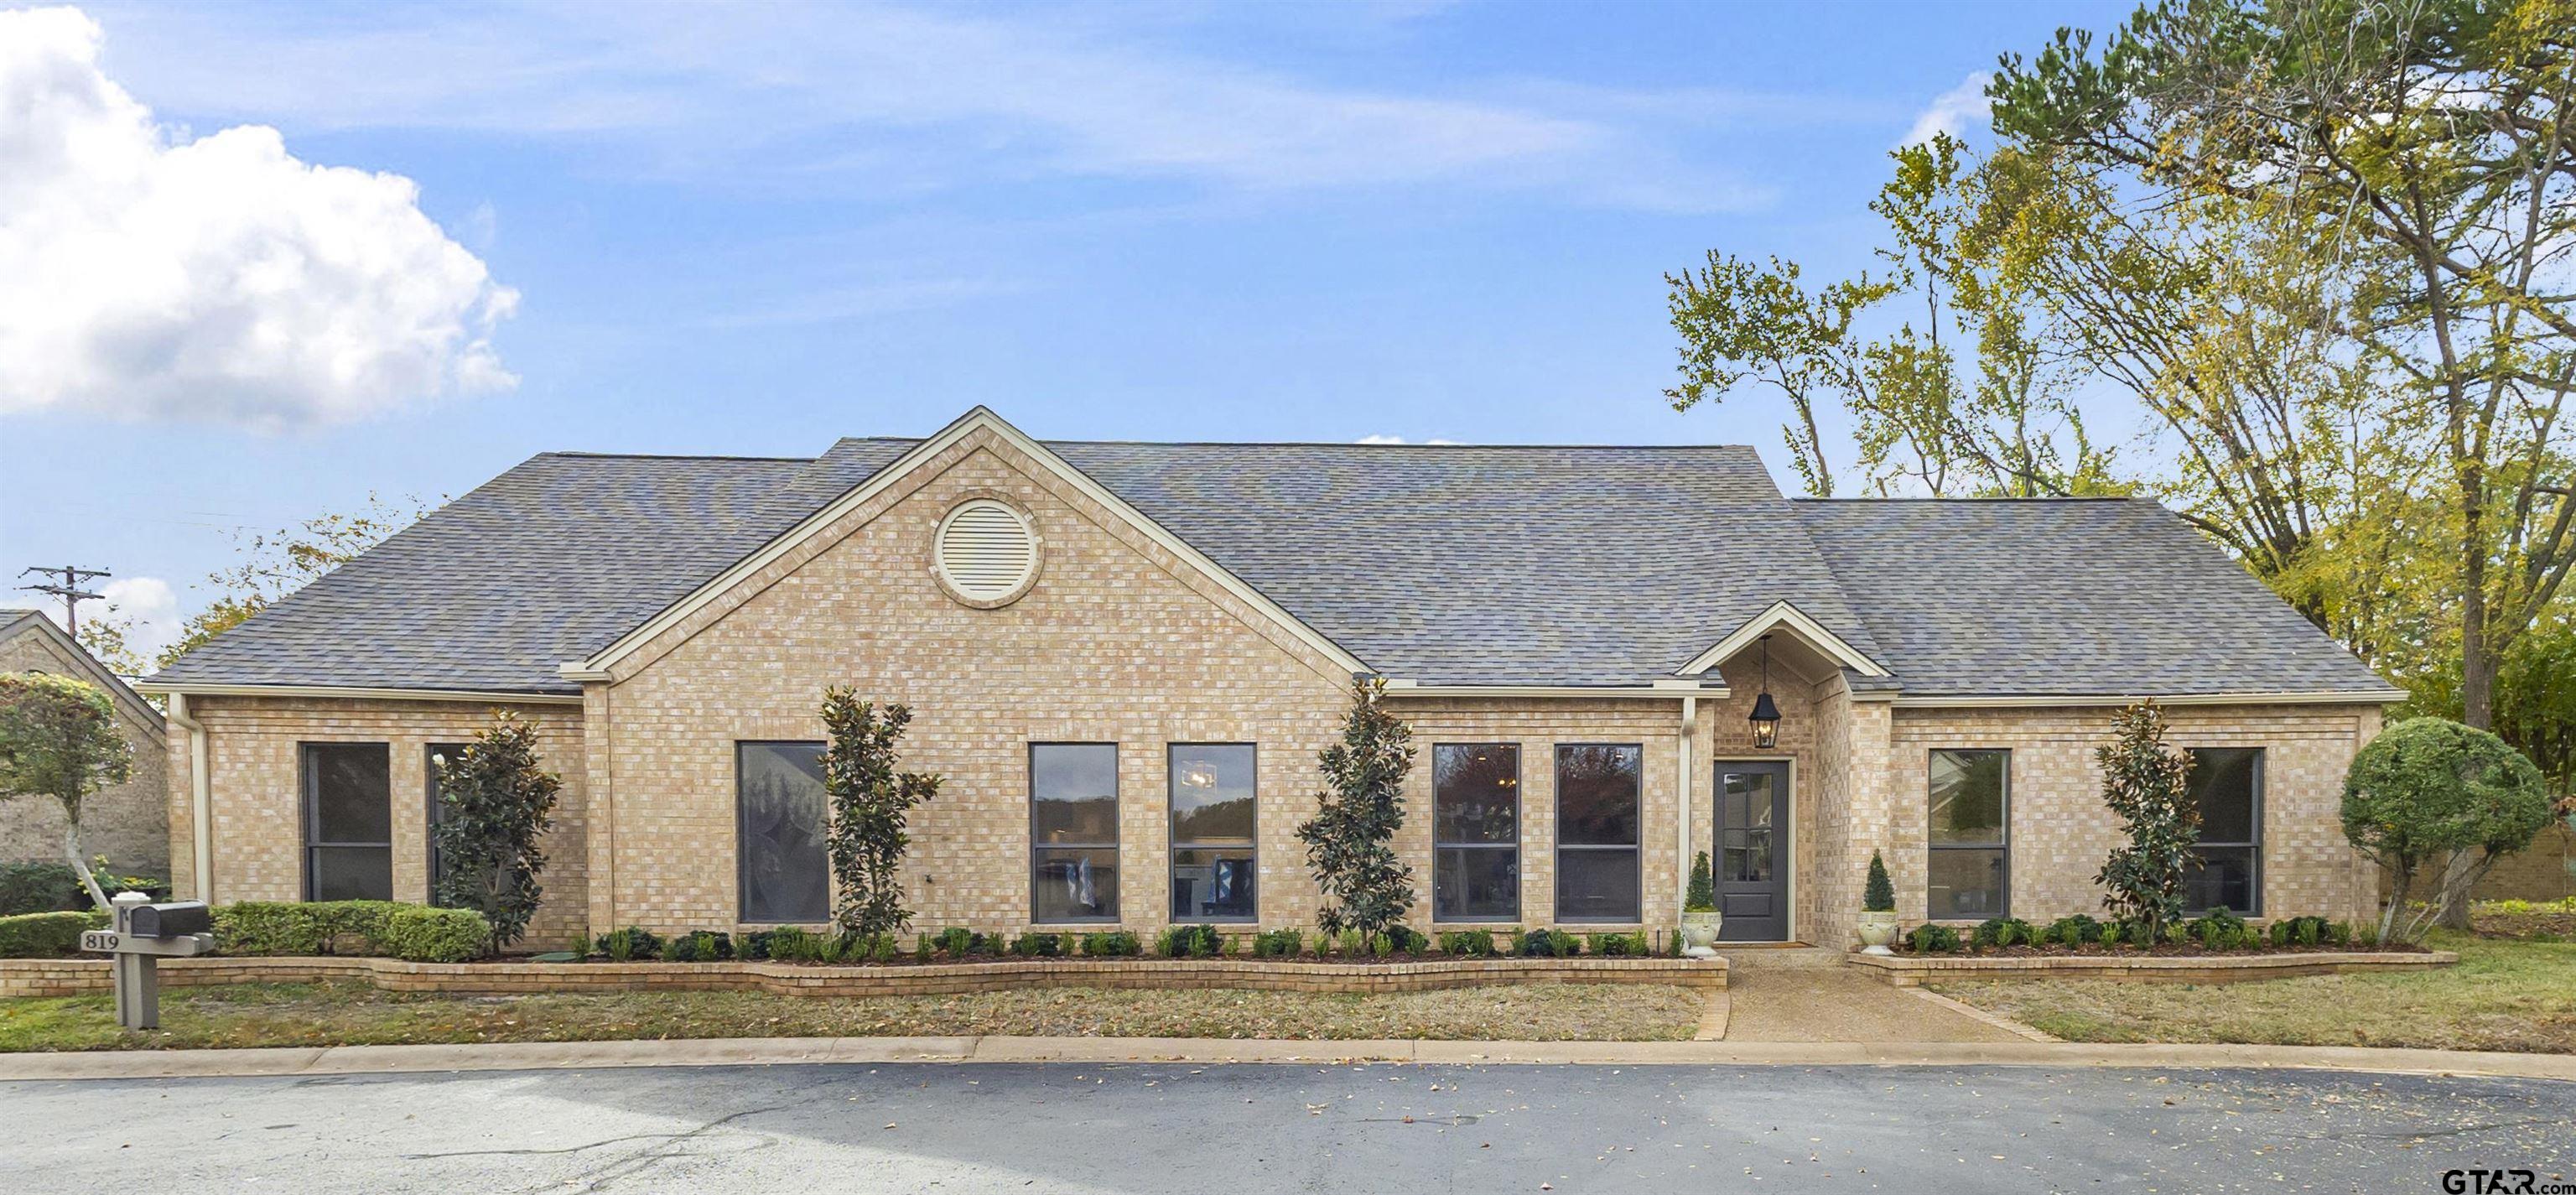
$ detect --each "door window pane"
[1555,744,1641,922]
[738,742,829,923]
[1032,745,1118,921]
[303,743,392,902]
[1170,745,1256,922]
[2184,747,2262,914]
[1927,749,2007,918]
[1433,745,1519,921]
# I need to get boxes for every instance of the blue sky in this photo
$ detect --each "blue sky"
[0,0,2124,657]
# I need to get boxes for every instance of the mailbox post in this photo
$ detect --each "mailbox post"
[82,891,216,1030]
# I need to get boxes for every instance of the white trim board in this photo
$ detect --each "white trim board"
[1382,680,1731,701]
[1677,600,1890,678]
[567,406,1369,680]
[136,682,584,706]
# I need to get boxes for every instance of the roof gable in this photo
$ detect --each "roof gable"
[1,609,166,732]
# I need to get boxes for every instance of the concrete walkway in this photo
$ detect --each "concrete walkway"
[6,1034,2573,1083]
[1720,947,2030,1042]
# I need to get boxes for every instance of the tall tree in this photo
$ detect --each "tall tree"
[818,690,942,939]
[430,711,562,952]
[0,673,132,912]
[1298,677,1418,942]
[1991,0,2576,729]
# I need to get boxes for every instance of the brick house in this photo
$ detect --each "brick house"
[137,408,2401,948]
[3,608,169,878]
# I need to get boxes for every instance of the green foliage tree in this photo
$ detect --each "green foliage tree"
[1297,677,1417,941]
[1685,851,1716,913]
[1863,849,1896,913]
[429,711,561,952]
[818,689,943,938]
[2343,717,2553,943]
[2094,700,2199,942]
[0,673,132,911]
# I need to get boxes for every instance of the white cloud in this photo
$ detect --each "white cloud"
[41,574,179,673]
[1900,71,1992,146]
[0,7,517,429]
[1355,434,1460,445]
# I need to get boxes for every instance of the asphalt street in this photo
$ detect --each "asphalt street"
[3,1063,2568,1193]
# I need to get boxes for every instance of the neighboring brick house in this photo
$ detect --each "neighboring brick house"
[2,608,169,878]
[138,408,2402,948]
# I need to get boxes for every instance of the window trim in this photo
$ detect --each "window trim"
[735,740,832,926]
[300,741,392,903]
[2185,746,2265,917]
[1431,742,1521,924]
[1029,741,1121,925]
[423,741,472,907]
[1166,742,1258,923]
[1553,741,1644,925]
[1927,747,2011,921]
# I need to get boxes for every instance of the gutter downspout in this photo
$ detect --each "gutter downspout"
[166,692,214,903]
[1677,694,1695,916]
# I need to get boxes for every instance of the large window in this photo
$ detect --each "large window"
[1169,744,1256,922]
[1929,749,2008,918]
[1432,744,1519,922]
[1555,744,1643,923]
[303,743,392,902]
[2184,747,2263,915]
[424,742,471,907]
[738,742,830,923]
[1032,744,1119,922]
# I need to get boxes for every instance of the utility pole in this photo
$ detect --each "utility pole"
[18,564,110,633]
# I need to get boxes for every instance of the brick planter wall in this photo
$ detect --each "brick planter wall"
[1845,949,2454,987]
[0,954,1726,1000]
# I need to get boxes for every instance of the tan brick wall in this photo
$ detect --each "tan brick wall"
[171,696,589,947]
[1,620,168,878]
[1884,703,2381,927]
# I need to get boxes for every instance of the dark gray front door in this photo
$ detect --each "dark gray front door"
[1713,761,1790,941]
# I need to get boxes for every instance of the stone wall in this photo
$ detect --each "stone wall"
[0,618,167,877]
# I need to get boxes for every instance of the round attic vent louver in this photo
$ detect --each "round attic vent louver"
[933,497,1040,607]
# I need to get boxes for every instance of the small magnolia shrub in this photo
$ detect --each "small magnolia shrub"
[595,927,663,962]
[1907,924,1962,953]
[377,907,491,964]
[1009,932,1064,958]
[1158,924,1224,959]
[1437,929,1498,957]
[1972,917,2037,948]
[0,909,106,958]
[662,930,735,963]
[2186,910,2252,951]
[1514,927,1580,958]
[1385,925,1429,954]
[1080,931,1141,958]
[1251,928,1304,958]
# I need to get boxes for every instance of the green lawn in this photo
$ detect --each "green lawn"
[0,981,1706,1052]
[1931,933,2576,1053]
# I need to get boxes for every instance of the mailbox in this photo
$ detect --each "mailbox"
[126,901,212,938]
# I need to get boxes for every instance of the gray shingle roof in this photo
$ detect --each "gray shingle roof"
[1792,499,2399,699]
[148,431,2395,701]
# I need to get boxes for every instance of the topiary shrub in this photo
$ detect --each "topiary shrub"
[595,926,663,962]
[1080,930,1141,958]
[2343,718,2553,943]
[1685,851,1717,913]
[1907,923,1962,953]
[1009,932,1064,958]
[0,909,106,958]
[1437,929,1496,957]
[377,906,491,963]
[1863,849,1897,913]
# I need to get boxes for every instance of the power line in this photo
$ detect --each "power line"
[18,564,110,633]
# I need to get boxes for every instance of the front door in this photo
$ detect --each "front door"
[1712,761,1790,941]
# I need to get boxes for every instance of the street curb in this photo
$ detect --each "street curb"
[3,1037,2572,1083]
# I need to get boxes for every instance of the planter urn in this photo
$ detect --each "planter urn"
[1680,911,1723,959]
[1855,910,1900,956]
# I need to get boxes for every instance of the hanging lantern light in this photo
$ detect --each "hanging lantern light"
[1748,633,1782,750]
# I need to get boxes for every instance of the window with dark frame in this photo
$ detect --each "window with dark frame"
[1432,744,1519,922]
[1168,744,1256,922]
[2184,747,2264,916]
[303,742,392,902]
[1555,744,1643,923]
[424,742,470,907]
[737,741,830,924]
[1032,743,1119,922]
[1928,749,2008,919]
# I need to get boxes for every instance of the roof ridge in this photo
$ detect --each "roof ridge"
[539,450,818,463]
[1793,496,2142,503]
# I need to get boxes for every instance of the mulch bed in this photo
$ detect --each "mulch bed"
[1890,942,2428,959]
